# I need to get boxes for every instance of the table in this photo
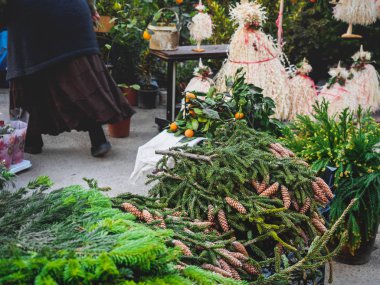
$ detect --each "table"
[150,44,228,127]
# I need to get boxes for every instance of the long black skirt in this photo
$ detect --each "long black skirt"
[9,54,135,136]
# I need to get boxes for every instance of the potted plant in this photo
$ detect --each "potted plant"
[118,83,140,107]
[281,101,380,264]
[137,48,159,109]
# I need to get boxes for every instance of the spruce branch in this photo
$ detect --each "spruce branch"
[156,150,217,165]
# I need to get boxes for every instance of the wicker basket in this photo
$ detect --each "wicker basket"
[148,9,180,51]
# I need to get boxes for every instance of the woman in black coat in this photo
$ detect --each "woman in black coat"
[2,0,134,157]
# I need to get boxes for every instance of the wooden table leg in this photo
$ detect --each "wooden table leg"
[166,61,177,122]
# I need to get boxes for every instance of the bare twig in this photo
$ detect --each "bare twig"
[155,150,216,164]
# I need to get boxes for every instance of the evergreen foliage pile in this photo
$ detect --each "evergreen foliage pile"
[112,122,353,283]
[0,169,241,285]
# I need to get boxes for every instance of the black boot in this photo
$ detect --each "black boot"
[88,124,111,157]
[25,131,43,154]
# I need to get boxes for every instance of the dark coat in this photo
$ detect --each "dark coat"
[5,0,99,80]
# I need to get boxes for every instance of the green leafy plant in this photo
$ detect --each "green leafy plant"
[137,48,157,88]
[281,100,380,255]
[169,69,280,138]
[281,100,380,183]
[95,0,127,16]
[205,0,235,44]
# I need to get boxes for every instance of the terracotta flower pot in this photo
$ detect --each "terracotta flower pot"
[108,118,131,138]
[94,15,115,33]
[121,87,138,107]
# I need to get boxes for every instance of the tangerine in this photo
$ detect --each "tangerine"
[186,93,197,100]
[143,30,152,41]
[184,129,194,138]
[170,122,178,132]
[235,112,245,120]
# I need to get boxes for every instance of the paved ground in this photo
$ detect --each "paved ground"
[0,89,379,284]
[0,88,162,196]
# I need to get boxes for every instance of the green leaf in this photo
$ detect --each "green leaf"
[191,119,199,131]
[203,109,220,120]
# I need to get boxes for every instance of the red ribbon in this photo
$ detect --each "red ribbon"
[229,55,278,65]
[299,74,317,93]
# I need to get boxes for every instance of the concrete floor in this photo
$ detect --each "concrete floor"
[0,88,162,195]
[0,89,379,284]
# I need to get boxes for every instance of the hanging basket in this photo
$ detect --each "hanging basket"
[148,8,180,51]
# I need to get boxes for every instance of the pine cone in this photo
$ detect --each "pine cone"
[312,182,329,204]
[242,263,259,275]
[225,197,247,214]
[208,205,215,223]
[299,197,311,214]
[260,182,280,197]
[229,267,241,280]
[259,181,267,194]
[154,215,166,229]
[218,259,232,273]
[315,177,334,200]
[312,218,327,234]
[292,200,300,211]
[175,265,186,270]
[276,143,295,157]
[201,264,232,278]
[172,240,193,256]
[122,203,143,219]
[251,180,261,193]
[142,209,154,223]
[280,185,291,209]
[229,251,249,261]
[218,259,241,280]
[297,159,310,167]
[172,211,183,217]
[269,148,282,158]
[298,228,309,244]
[217,249,242,268]
[269,143,287,157]
[313,212,325,225]
[232,241,249,257]
[276,243,284,255]
[217,210,229,232]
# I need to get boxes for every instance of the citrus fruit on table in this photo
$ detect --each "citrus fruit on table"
[184,129,194,138]
[170,122,178,132]
[143,30,152,41]
[186,93,197,100]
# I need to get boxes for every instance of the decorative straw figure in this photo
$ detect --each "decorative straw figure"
[215,0,291,120]
[333,0,377,39]
[318,62,358,116]
[349,45,380,111]
[188,0,213,52]
[288,59,317,120]
[185,58,215,94]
